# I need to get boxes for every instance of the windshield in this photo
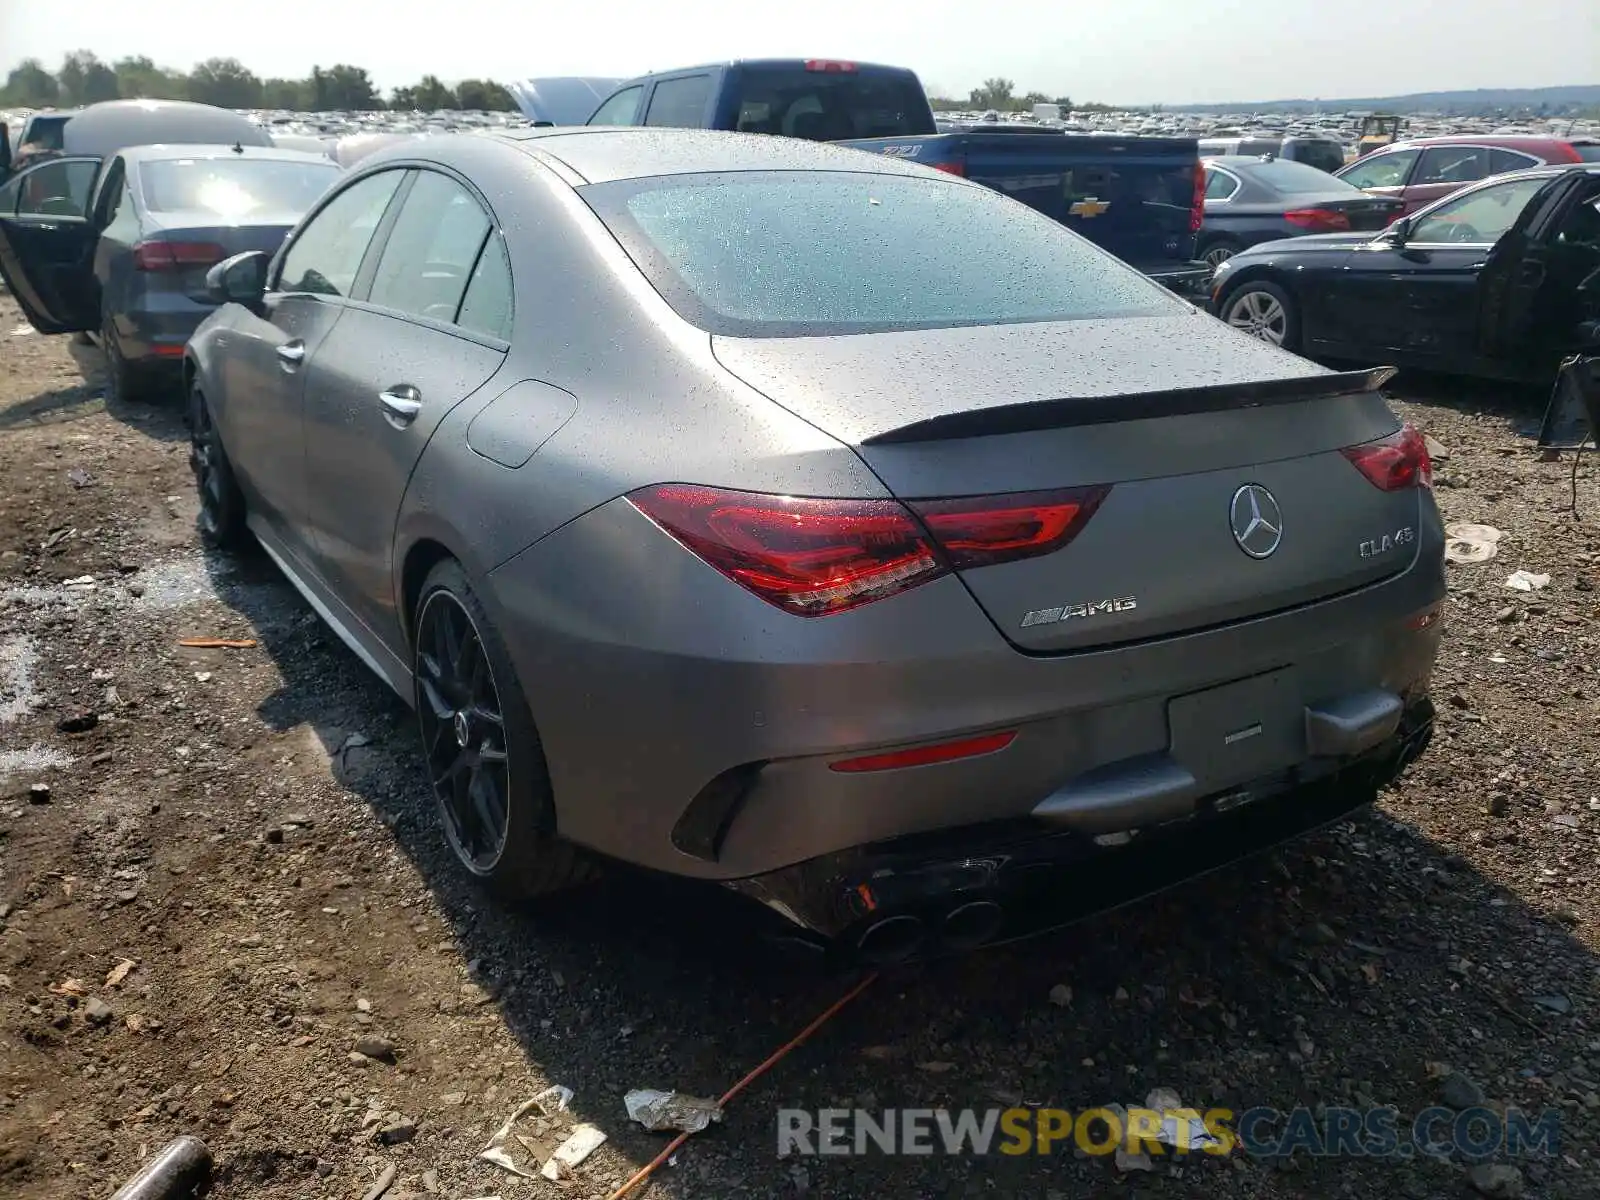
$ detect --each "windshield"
[1285,140,1346,174]
[582,171,1181,337]
[140,157,340,218]
[726,67,935,140]
[1240,158,1359,194]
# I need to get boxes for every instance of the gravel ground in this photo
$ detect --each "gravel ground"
[1,293,1598,1200]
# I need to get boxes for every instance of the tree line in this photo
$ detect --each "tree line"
[927,77,1124,114]
[1,52,518,113]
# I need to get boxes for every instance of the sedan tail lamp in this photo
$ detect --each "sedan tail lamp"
[929,161,966,177]
[907,485,1111,569]
[133,240,227,272]
[1341,424,1433,491]
[628,482,1113,617]
[628,485,945,617]
[1283,207,1352,232]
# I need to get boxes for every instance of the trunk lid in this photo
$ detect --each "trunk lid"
[713,316,1424,652]
[138,214,298,299]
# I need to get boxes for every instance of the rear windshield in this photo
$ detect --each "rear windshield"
[727,67,935,141]
[140,157,339,218]
[1284,139,1346,174]
[23,115,70,151]
[1239,158,1358,193]
[1573,144,1600,163]
[582,171,1180,337]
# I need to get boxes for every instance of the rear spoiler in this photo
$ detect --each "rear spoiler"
[860,366,1397,445]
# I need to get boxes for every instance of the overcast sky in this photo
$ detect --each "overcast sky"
[1,0,1595,106]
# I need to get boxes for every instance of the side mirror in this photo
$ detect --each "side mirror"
[1384,217,1411,245]
[206,251,267,309]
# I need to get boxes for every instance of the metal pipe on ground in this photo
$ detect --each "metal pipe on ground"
[110,1136,212,1200]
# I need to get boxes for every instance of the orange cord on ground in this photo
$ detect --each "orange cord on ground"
[604,971,880,1200]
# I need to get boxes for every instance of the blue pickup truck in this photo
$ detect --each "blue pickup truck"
[513,59,1209,295]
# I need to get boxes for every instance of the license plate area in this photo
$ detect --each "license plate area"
[1167,668,1304,789]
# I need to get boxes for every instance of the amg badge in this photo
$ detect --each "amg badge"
[1359,526,1415,558]
[1021,597,1138,628]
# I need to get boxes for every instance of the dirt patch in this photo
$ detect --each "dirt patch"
[0,295,1597,1199]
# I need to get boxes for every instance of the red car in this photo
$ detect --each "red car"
[1336,134,1600,216]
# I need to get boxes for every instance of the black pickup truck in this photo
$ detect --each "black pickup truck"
[515,59,1209,295]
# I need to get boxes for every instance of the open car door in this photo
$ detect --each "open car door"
[0,155,102,334]
[1477,170,1600,372]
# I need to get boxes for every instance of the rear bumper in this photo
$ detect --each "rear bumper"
[733,698,1434,957]
[114,295,215,367]
[487,496,1446,883]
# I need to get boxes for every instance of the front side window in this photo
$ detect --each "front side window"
[1410,176,1549,245]
[589,86,644,126]
[277,168,404,297]
[582,170,1180,337]
[11,158,98,217]
[367,170,491,322]
[1414,146,1489,187]
[643,76,713,128]
[1339,148,1419,190]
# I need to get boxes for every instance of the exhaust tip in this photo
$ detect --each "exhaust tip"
[940,899,1005,950]
[855,914,928,964]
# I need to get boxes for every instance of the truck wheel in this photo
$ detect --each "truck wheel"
[413,558,594,900]
[1220,281,1300,352]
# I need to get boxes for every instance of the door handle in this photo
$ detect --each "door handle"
[275,340,305,366]
[379,386,422,428]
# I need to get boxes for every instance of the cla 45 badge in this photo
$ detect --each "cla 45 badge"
[1359,526,1416,559]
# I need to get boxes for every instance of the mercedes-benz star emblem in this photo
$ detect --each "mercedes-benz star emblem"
[1230,484,1283,559]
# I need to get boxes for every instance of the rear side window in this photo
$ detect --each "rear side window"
[1489,148,1541,173]
[367,170,491,322]
[643,76,712,128]
[278,169,404,297]
[582,170,1178,337]
[456,231,514,340]
[1339,148,1418,190]
[727,67,935,140]
[1415,146,1489,186]
[1204,169,1238,200]
[589,86,644,126]
[139,158,338,218]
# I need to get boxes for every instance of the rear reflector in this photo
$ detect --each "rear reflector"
[1341,423,1433,491]
[908,485,1110,570]
[133,241,227,272]
[627,483,1112,617]
[829,730,1016,773]
[1283,207,1352,232]
[803,59,859,72]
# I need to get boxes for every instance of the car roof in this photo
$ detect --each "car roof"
[491,126,941,185]
[118,143,337,166]
[1388,134,1595,151]
[615,58,917,83]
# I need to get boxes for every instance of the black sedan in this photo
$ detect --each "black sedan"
[1198,155,1404,269]
[1210,164,1600,381]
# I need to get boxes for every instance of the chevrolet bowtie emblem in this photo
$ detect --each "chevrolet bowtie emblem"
[1069,197,1110,218]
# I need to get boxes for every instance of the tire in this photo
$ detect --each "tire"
[1219,279,1301,352]
[187,382,249,550]
[1200,237,1241,270]
[101,311,154,404]
[413,558,592,899]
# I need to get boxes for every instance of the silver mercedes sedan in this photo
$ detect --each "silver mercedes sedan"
[184,128,1445,962]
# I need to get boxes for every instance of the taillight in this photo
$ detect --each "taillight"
[1190,161,1205,233]
[627,482,1111,617]
[1283,208,1352,232]
[929,161,965,177]
[133,241,227,272]
[803,59,858,73]
[1341,424,1432,491]
[907,485,1110,570]
[627,485,944,616]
